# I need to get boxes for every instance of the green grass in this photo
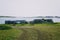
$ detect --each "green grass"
[0,24,23,40]
[33,24,60,40]
[13,23,60,40]
[0,23,60,40]
[16,23,60,40]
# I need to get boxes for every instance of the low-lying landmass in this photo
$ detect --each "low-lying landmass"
[0,16,16,18]
[0,16,60,18]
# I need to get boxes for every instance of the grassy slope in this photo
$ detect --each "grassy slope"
[33,24,60,40]
[15,23,60,40]
[0,23,60,40]
[0,25,23,40]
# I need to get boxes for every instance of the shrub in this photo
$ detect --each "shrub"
[33,19,43,24]
[0,25,12,30]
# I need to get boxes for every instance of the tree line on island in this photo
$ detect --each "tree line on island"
[5,19,53,24]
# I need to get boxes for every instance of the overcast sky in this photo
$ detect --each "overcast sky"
[0,0,60,17]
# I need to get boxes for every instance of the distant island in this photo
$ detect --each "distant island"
[35,16,60,18]
[0,16,16,18]
[0,16,60,18]
[23,16,60,18]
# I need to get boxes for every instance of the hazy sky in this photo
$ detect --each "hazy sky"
[0,0,60,17]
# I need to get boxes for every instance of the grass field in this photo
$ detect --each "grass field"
[0,24,23,40]
[34,24,60,40]
[0,23,60,40]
